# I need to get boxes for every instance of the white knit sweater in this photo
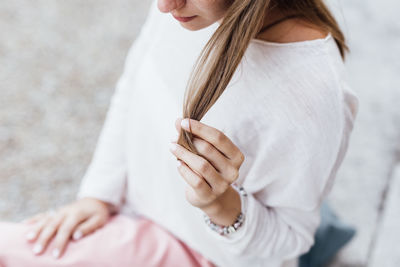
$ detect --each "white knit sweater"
[77,1,359,266]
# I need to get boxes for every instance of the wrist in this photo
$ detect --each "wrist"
[203,184,248,236]
[201,185,241,226]
[84,197,117,215]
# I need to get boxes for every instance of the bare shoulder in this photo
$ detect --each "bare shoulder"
[256,18,329,43]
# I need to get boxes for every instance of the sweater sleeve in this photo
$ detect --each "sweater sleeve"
[76,0,158,211]
[202,80,358,261]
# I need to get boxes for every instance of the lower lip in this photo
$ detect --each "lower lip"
[172,15,197,22]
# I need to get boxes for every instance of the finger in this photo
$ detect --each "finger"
[170,142,226,189]
[25,215,52,243]
[52,214,86,259]
[72,215,105,241]
[174,117,183,132]
[192,137,238,183]
[180,118,244,165]
[173,118,184,143]
[171,141,231,192]
[177,160,214,200]
[32,214,65,255]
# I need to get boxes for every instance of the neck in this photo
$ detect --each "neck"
[256,6,289,37]
[217,6,291,38]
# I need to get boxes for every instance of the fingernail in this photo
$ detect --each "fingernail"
[177,160,182,167]
[73,230,82,240]
[26,231,36,241]
[181,119,189,129]
[33,243,43,254]
[169,143,177,152]
[52,248,60,259]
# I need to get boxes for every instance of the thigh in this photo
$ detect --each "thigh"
[0,214,215,267]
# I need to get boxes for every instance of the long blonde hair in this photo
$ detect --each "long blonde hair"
[177,0,348,155]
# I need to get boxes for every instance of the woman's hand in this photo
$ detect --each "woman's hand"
[169,118,244,223]
[21,197,113,259]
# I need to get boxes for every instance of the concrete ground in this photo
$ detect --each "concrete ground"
[0,0,399,266]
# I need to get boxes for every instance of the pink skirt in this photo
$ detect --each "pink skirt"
[0,214,216,267]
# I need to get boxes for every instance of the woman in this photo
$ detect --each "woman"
[0,0,359,266]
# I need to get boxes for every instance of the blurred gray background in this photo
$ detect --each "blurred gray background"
[0,0,399,266]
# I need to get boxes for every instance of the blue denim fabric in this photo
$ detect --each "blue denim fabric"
[298,201,356,267]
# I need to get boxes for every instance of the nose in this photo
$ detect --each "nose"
[157,0,185,13]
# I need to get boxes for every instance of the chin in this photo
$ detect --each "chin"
[180,24,203,31]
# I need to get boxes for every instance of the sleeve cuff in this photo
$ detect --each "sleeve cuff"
[76,171,127,213]
[76,190,123,214]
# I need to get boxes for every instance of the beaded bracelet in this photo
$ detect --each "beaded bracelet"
[203,183,248,236]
